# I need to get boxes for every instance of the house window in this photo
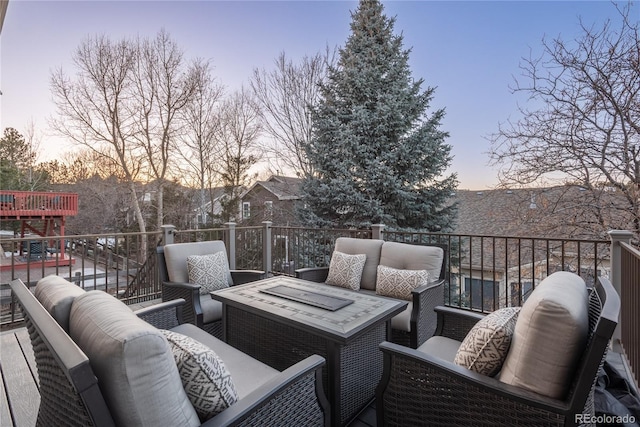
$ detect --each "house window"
[509,281,533,306]
[242,202,251,219]
[465,277,496,310]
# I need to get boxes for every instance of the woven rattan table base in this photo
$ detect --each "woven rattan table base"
[226,305,387,426]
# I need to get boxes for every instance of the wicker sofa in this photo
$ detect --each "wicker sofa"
[296,237,446,348]
[10,275,329,427]
[375,273,620,426]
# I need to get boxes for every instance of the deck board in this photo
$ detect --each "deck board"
[1,329,39,427]
[15,329,37,385]
[0,367,12,427]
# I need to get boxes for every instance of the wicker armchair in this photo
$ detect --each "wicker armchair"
[296,238,446,348]
[158,241,266,338]
[376,276,620,427]
[10,278,329,427]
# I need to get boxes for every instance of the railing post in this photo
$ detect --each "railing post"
[225,222,237,270]
[372,223,385,240]
[263,221,272,275]
[161,224,176,245]
[608,230,633,342]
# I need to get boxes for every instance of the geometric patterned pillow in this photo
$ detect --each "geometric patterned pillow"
[187,252,230,295]
[454,307,520,377]
[375,265,430,301]
[161,330,238,421]
[325,251,367,290]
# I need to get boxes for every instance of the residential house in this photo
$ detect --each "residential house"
[451,186,615,309]
[191,187,227,228]
[239,176,303,226]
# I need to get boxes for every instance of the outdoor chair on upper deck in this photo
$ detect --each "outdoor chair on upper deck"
[158,241,266,338]
[376,272,621,426]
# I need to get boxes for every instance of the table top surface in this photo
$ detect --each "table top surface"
[211,276,407,340]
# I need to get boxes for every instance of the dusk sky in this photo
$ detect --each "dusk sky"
[1,1,634,190]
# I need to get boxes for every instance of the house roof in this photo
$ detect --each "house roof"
[453,188,535,237]
[243,176,303,201]
[452,185,629,240]
[449,186,619,274]
[191,187,227,212]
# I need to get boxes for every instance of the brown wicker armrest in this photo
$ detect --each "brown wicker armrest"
[376,341,570,426]
[231,270,267,285]
[295,267,329,283]
[201,355,330,427]
[162,280,200,292]
[9,279,116,427]
[134,298,185,329]
[408,278,445,347]
[433,305,486,341]
[161,281,202,326]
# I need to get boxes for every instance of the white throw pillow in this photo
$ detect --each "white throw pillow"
[325,251,367,290]
[375,265,430,301]
[454,307,520,376]
[187,252,230,295]
[162,330,238,421]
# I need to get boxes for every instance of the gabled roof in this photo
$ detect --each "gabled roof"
[242,176,303,201]
[192,187,227,212]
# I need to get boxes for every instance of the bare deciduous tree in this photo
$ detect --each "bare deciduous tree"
[50,34,148,235]
[215,87,261,222]
[50,30,210,244]
[132,29,200,229]
[251,49,335,178]
[489,3,640,240]
[177,59,225,226]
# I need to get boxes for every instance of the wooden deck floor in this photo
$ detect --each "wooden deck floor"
[1,328,38,427]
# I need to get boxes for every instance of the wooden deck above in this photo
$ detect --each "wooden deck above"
[0,191,78,219]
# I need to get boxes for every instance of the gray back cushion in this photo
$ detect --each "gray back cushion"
[379,242,444,283]
[69,291,200,427]
[34,275,85,332]
[164,241,232,285]
[499,271,588,399]
[334,238,384,291]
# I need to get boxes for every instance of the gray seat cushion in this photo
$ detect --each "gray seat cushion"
[418,336,462,363]
[70,291,200,427]
[34,275,85,332]
[379,242,444,283]
[390,301,413,332]
[200,294,223,324]
[359,288,412,332]
[164,241,233,286]
[171,323,280,399]
[334,237,384,291]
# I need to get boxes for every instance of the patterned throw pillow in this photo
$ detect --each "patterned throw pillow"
[454,307,521,377]
[187,252,230,295]
[375,265,430,301]
[325,251,367,290]
[162,330,238,421]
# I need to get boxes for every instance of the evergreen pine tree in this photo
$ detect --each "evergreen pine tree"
[299,0,457,231]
